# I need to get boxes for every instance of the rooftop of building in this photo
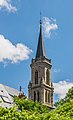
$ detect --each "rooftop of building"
[0,84,19,108]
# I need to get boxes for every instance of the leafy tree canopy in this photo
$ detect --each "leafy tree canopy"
[0,87,73,120]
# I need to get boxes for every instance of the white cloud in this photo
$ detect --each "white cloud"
[0,0,17,12]
[54,81,73,99]
[43,17,58,38]
[0,34,32,64]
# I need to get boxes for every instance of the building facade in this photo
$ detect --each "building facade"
[28,19,54,107]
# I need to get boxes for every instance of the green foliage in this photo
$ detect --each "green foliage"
[14,96,49,113]
[54,87,73,107]
[0,87,73,119]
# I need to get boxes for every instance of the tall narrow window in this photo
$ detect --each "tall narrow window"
[45,90,47,103]
[46,69,49,85]
[34,91,36,102]
[48,91,50,103]
[35,70,38,84]
[37,91,40,102]
[51,92,53,105]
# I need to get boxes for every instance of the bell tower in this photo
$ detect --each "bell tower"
[28,17,54,107]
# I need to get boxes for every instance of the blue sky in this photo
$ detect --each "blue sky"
[0,0,73,102]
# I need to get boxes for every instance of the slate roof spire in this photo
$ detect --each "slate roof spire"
[36,14,46,59]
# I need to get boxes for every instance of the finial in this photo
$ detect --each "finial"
[40,12,42,24]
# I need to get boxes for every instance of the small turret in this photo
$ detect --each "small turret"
[19,86,24,98]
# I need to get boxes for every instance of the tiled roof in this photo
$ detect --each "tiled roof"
[0,84,19,108]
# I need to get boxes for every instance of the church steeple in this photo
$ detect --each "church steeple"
[28,16,54,108]
[35,16,46,59]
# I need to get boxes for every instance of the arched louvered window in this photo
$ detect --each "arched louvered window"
[46,69,49,85]
[37,91,40,102]
[34,91,36,102]
[35,70,38,84]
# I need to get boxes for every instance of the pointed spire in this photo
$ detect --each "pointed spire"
[35,14,46,59]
